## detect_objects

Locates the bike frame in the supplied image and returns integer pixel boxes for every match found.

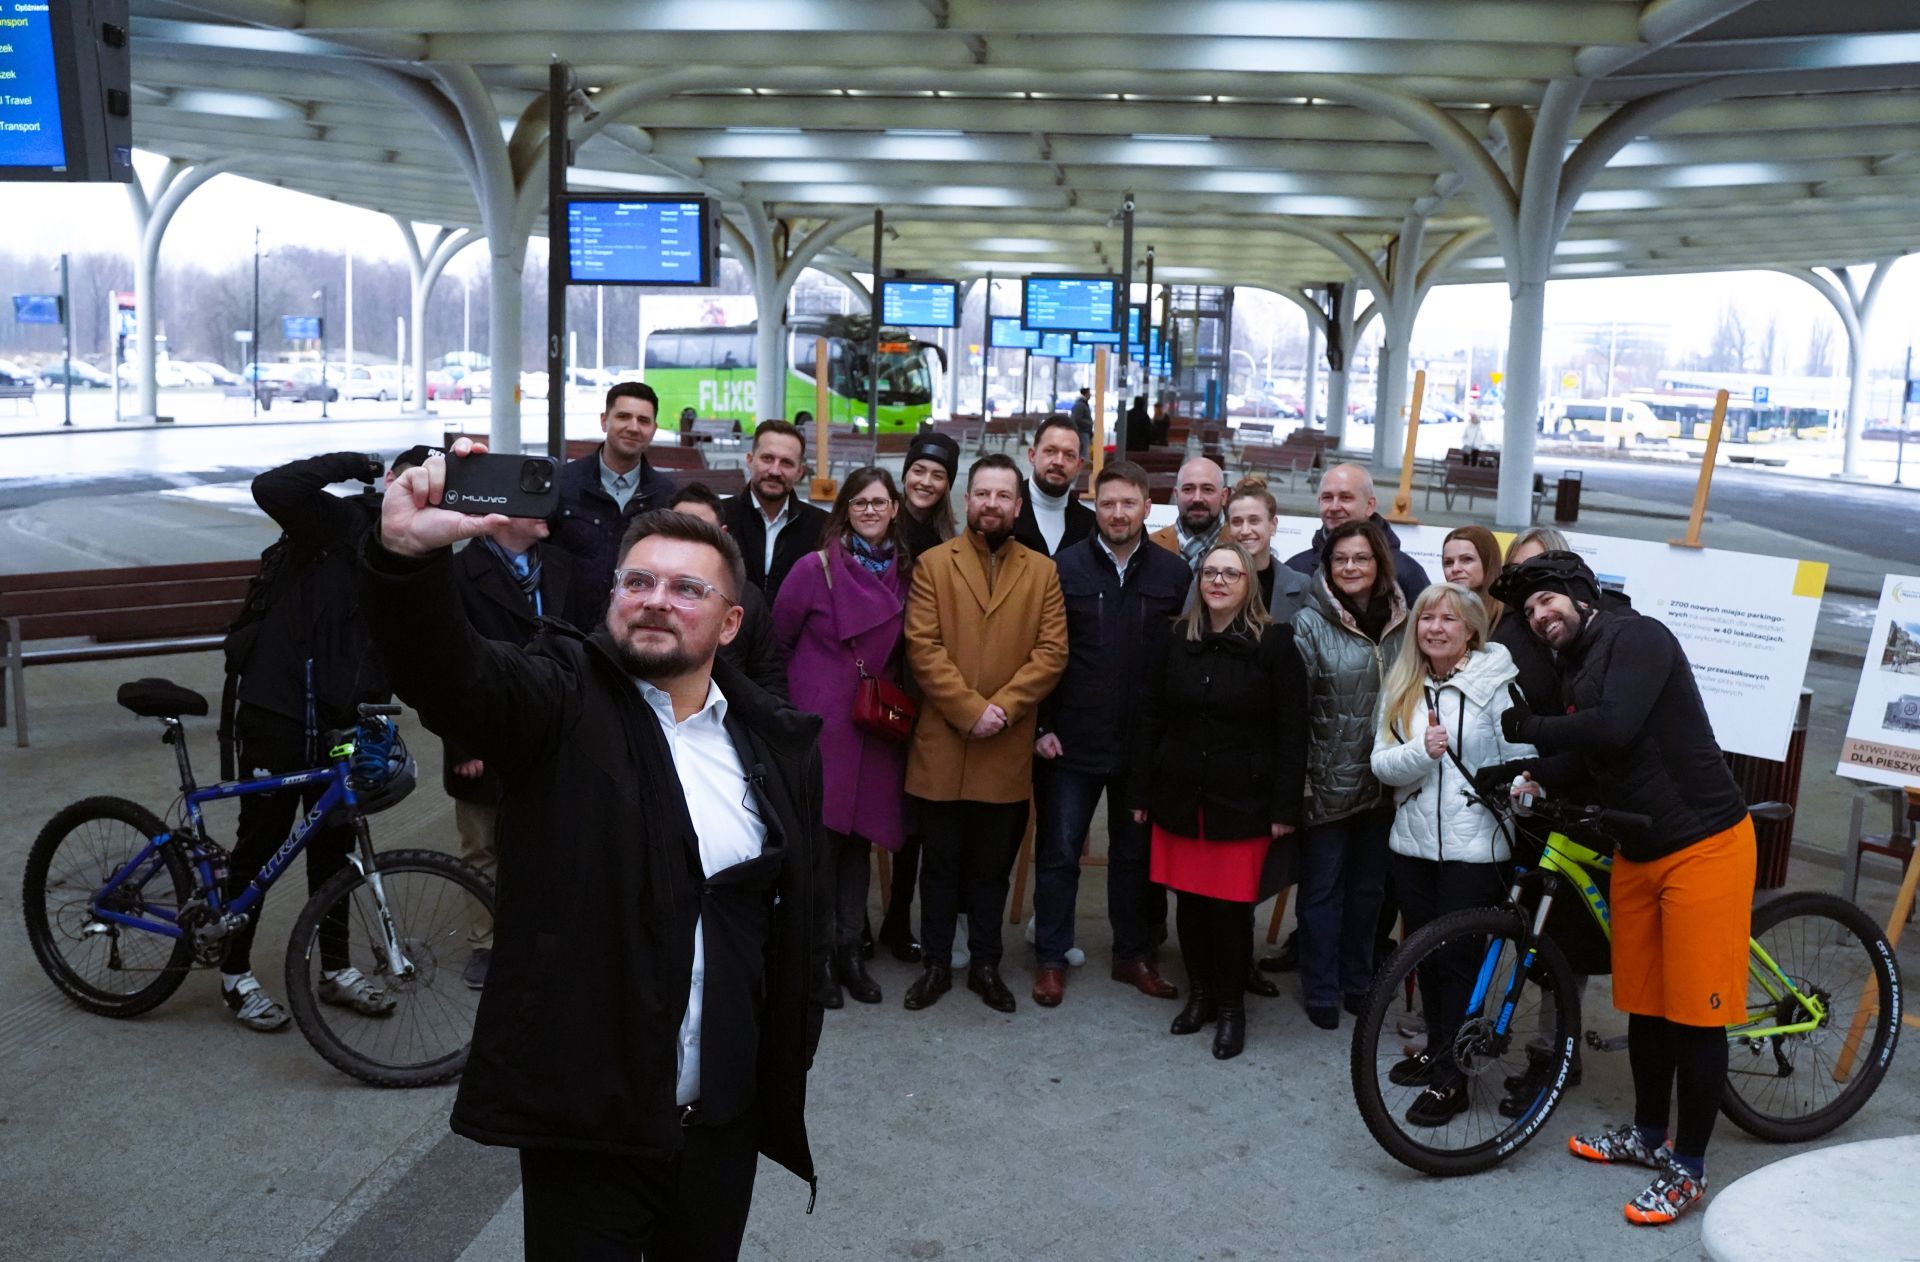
[87,757,363,941]
[1466,824,1828,1044]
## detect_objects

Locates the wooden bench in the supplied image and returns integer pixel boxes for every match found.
[1426,463,1545,519]
[690,419,743,446]
[0,382,38,415]
[660,467,746,497]
[927,418,983,451]
[1129,448,1186,474]
[1,560,256,746]
[1240,442,1320,490]
[826,437,877,477]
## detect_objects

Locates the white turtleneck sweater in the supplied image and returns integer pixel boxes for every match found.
[1028,477,1069,554]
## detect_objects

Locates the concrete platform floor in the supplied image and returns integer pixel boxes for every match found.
[1,649,1915,1262]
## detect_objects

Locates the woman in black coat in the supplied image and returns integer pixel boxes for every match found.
[1130,540,1309,1059]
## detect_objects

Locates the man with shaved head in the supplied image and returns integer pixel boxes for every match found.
[1285,461,1430,608]
[1148,456,1228,569]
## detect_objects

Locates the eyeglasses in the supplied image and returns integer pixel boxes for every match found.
[1331,554,1376,570]
[1200,566,1246,583]
[848,498,893,514]
[613,568,736,609]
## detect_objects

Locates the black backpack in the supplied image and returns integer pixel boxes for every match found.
[216,532,325,778]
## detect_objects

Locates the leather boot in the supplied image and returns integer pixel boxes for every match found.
[967,964,1017,1013]
[1170,986,1217,1035]
[876,914,923,963]
[834,944,882,1005]
[1244,965,1279,998]
[902,961,952,1010]
[1212,1003,1247,1060]
[817,958,843,1010]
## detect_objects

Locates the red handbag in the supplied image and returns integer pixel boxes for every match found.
[854,658,917,743]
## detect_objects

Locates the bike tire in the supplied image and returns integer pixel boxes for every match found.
[284,848,494,1088]
[1352,905,1580,1177]
[1720,890,1902,1143]
[22,796,194,1017]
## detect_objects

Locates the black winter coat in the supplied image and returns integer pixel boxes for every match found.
[722,490,829,600]
[360,541,830,1189]
[1519,605,1747,862]
[551,444,677,603]
[1129,623,1310,840]
[723,582,790,700]
[1039,536,1189,776]
[234,451,391,730]
[442,539,584,805]
[1011,478,1095,558]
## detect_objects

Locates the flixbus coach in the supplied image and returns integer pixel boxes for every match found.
[642,315,945,433]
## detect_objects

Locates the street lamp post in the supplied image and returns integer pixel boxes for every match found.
[313,285,329,419]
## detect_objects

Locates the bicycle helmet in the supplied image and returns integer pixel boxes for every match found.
[1488,549,1599,608]
[348,718,417,814]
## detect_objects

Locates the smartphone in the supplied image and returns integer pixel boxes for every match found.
[441,453,560,518]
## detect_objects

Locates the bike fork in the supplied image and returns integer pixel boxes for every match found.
[346,818,415,979]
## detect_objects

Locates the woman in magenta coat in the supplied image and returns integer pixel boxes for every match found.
[772,466,913,1006]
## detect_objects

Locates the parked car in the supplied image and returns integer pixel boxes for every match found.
[334,363,410,402]
[1548,397,1665,445]
[116,359,199,389]
[0,359,38,393]
[463,370,493,401]
[38,361,111,389]
[186,360,242,387]
[425,368,467,402]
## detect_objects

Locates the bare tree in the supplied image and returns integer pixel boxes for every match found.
[1756,314,1779,375]
[1707,304,1749,372]
[1803,317,1838,377]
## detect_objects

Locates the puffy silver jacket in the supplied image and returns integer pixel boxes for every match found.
[1292,574,1408,826]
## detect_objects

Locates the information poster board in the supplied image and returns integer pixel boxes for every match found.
[1837,575,1920,788]
[1143,507,1824,760]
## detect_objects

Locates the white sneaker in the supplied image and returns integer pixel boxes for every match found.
[222,972,290,1032]
[319,967,396,1017]
[1023,915,1086,966]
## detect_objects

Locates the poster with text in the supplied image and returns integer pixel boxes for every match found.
[1837,574,1920,789]
[1149,506,1824,760]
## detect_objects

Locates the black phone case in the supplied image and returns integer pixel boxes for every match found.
[442,453,561,518]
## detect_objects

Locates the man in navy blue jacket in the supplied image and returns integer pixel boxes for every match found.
[552,381,677,606]
[1029,460,1192,1007]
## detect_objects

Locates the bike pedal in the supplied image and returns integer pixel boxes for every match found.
[1584,1031,1630,1053]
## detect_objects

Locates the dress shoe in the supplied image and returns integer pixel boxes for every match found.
[1305,1004,1340,1030]
[819,979,844,1010]
[833,944,882,1005]
[1244,966,1279,999]
[1257,933,1299,974]
[1405,1082,1470,1128]
[1343,992,1369,1018]
[967,964,1017,1013]
[877,918,923,963]
[1212,1004,1247,1060]
[902,962,952,1010]
[1170,986,1217,1035]
[1032,966,1066,1007]
[1111,959,1179,999]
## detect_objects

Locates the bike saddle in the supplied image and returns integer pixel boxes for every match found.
[1749,800,1793,822]
[116,678,210,719]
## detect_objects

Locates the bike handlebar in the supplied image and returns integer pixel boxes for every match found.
[357,704,403,718]
[1514,793,1650,837]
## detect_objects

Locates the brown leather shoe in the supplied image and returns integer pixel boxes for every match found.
[1032,967,1066,1007]
[1111,959,1179,999]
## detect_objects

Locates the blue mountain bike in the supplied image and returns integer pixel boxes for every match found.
[23,678,494,1087]
[1350,789,1902,1175]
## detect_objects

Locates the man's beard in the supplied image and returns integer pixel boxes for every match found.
[1099,523,1141,550]
[1181,506,1220,535]
[1033,469,1071,498]
[971,521,1013,550]
[614,639,701,680]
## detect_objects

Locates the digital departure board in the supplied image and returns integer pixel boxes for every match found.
[1059,343,1095,365]
[1033,332,1074,358]
[879,279,959,328]
[1126,305,1149,344]
[989,317,1040,350]
[1021,275,1121,334]
[1076,328,1120,346]
[0,0,133,182]
[563,195,718,287]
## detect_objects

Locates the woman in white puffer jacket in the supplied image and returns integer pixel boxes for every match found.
[1368,582,1537,1130]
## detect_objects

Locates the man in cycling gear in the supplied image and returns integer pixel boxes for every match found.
[1489,551,1755,1226]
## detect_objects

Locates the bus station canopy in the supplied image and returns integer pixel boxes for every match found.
[128,1,1920,290]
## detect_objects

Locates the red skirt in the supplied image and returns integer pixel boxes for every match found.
[1150,819,1271,902]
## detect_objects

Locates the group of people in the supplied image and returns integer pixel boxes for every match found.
[221,380,1756,1252]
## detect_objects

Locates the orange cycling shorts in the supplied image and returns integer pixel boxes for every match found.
[1609,815,1756,1028]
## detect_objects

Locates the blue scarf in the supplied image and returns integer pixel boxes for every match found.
[848,534,894,576]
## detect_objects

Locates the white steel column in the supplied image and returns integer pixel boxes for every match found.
[1326,283,1357,445]
[1303,320,1320,429]
[1781,259,1898,480]
[125,157,237,420]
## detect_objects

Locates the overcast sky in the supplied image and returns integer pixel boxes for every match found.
[7,151,1919,372]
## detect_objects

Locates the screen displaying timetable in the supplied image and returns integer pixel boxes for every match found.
[1059,343,1095,365]
[1076,328,1120,346]
[1034,332,1075,358]
[989,317,1041,349]
[0,5,66,169]
[564,196,716,286]
[1021,275,1121,334]
[879,280,959,328]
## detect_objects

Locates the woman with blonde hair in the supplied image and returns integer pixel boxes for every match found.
[1370,581,1536,1126]
[1130,541,1308,1059]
